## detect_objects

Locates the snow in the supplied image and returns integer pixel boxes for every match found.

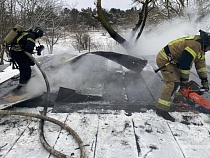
[0,66,19,83]
[1,16,210,158]
[1,108,210,158]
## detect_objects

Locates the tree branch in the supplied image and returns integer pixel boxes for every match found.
[94,0,127,48]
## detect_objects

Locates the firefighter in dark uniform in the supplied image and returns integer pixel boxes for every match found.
[10,27,44,93]
[156,30,210,122]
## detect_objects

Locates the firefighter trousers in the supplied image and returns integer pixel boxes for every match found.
[156,53,180,111]
[10,51,32,84]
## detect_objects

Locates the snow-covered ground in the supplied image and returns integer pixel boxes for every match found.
[1,107,210,158]
[1,17,210,158]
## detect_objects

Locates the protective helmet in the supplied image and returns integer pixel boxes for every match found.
[199,30,210,47]
[33,27,43,38]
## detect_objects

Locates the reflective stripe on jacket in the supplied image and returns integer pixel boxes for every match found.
[11,32,36,53]
[159,35,207,83]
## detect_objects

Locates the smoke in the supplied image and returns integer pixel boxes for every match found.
[25,66,46,96]
[24,11,210,97]
[136,18,197,55]
[25,53,89,96]
[130,16,210,65]
[45,63,86,92]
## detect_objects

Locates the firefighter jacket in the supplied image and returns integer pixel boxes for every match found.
[10,31,36,53]
[159,35,207,85]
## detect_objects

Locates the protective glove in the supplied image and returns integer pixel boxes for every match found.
[179,82,188,96]
[36,45,44,56]
[201,79,209,92]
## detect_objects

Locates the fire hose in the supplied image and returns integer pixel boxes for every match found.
[0,52,86,158]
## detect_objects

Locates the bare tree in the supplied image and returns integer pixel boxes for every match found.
[44,17,64,54]
[94,0,210,52]
[94,0,127,47]
[131,0,154,43]
[43,1,66,54]
[15,0,65,54]
[0,0,6,64]
[94,0,154,51]
[0,0,17,64]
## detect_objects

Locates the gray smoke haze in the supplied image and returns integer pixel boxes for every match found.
[133,17,210,65]
[25,11,210,96]
[25,54,87,95]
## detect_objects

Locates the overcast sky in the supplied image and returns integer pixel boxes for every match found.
[66,0,135,10]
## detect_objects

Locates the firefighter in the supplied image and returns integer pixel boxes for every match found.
[156,30,210,122]
[9,27,44,93]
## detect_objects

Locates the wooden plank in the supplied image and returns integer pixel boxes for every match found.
[0,108,40,157]
[168,115,210,158]
[132,112,185,158]
[94,114,138,158]
[0,116,32,157]
[44,112,69,157]
[2,108,68,158]
[50,113,99,158]
[0,93,43,110]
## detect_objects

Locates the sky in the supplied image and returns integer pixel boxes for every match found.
[66,0,135,10]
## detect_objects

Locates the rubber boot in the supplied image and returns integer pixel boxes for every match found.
[156,108,175,122]
[12,84,25,95]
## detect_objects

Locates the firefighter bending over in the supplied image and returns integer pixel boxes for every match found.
[9,27,44,93]
[156,30,210,122]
